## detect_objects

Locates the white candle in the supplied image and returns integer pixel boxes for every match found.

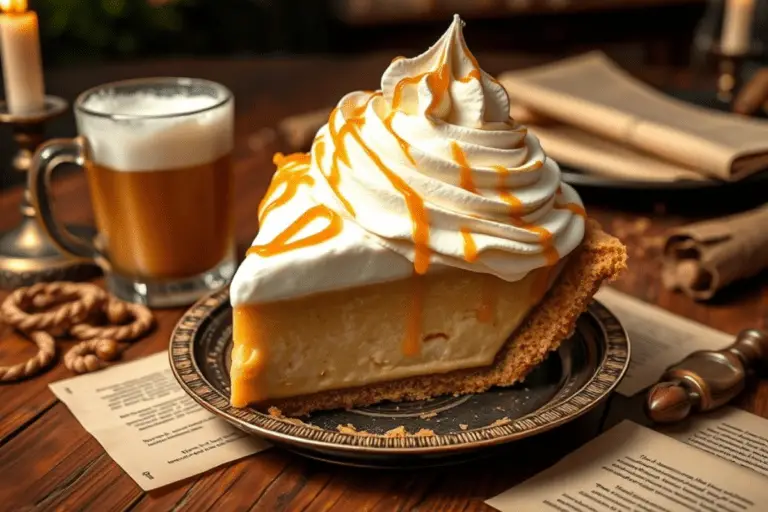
[721,0,755,56]
[0,0,45,114]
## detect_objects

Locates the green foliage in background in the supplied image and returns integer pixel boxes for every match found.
[30,0,306,66]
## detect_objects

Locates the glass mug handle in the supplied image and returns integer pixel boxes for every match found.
[28,137,109,270]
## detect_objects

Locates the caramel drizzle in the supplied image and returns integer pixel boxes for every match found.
[314,138,326,170]
[426,61,450,113]
[392,47,450,117]
[344,117,431,274]
[458,69,481,83]
[384,112,416,166]
[326,109,357,216]
[492,165,523,216]
[403,275,427,357]
[451,142,477,193]
[248,205,342,257]
[258,153,313,223]
[555,203,587,217]
[477,274,498,324]
[460,227,478,262]
[392,72,429,111]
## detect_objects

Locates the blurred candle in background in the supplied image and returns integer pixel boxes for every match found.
[0,0,44,114]
[721,0,755,56]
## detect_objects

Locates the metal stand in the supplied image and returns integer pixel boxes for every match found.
[0,96,100,290]
[715,53,744,105]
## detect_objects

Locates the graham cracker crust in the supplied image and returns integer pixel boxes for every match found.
[267,219,627,417]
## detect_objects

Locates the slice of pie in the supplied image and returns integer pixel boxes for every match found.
[229,15,627,416]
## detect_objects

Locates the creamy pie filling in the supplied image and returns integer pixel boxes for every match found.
[230,266,560,407]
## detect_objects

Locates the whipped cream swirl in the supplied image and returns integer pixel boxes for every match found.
[303,14,585,282]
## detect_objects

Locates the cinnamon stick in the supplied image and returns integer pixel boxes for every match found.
[662,205,768,300]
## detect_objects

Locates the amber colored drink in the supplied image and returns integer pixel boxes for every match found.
[85,155,234,280]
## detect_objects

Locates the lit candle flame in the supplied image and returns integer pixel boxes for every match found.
[0,0,27,14]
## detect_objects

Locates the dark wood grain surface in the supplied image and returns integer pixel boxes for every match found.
[0,54,766,511]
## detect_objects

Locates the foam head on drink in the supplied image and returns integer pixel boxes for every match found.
[78,90,235,280]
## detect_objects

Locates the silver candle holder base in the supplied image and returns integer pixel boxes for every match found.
[715,54,744,105]
[0,96,101,290]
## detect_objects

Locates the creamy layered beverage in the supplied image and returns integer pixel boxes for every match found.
[79,91,234,279]
[29,78,236,307]
[228,16,626,414]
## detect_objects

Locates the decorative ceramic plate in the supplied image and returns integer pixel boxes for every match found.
[170,289,630,468]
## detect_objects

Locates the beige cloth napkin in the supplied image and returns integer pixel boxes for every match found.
[662,205,768,300]
[498,52,768,181]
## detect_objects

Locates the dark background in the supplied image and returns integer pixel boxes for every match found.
[0,0,721,190]
[30,0,706,66]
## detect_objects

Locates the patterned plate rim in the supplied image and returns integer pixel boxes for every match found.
[169,288,630,454]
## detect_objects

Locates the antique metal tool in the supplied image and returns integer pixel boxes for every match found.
[645,328,768,423]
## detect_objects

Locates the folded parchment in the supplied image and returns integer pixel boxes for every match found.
[498,52,768,181]
[530,124,707,182]
[662,204,768,300]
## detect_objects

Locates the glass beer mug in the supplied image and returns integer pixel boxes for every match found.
[29,78,236,307]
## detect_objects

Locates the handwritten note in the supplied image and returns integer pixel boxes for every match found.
[49,352,269,490]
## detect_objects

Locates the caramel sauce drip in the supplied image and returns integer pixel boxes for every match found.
[348,91,381,118]
[384,112,416,166]
[248,205,342,257]
[426,62,450,114]
[392,72,429,111]
[230,305,266,406]
[391,48,449,117]
[403,273,427,357]
[556,203,587,217]
[460,227,478,262]
[258,154,314,224]
[458,69,481,83]
[314,138,326,169]
[477,273,498,324]
[345,118,431,274]
[525,225,553,246]
[451,142,477,193]
[326,109,357,216]
[274,152,310,167]
[492,165,524,216]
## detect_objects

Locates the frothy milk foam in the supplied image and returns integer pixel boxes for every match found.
[78,91,233,172]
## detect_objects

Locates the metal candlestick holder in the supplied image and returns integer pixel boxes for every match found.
[0,96,100,290]
[715,53,744,105]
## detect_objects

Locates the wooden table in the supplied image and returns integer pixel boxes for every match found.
[1,54,766,511]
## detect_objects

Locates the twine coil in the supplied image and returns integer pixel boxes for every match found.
[0,282,154,380]
[70,300,154,342]
[0,331,56,382]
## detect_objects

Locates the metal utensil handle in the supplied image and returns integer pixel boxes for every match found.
[645,328,768,423]
[27,137,108,269]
